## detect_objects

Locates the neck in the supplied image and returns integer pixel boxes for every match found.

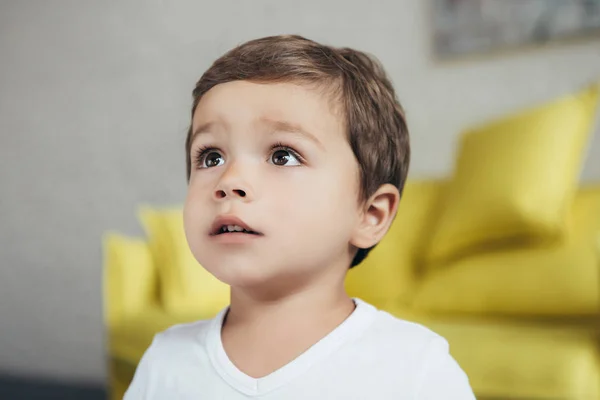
[224,267,355,334]
[219,266,356,378]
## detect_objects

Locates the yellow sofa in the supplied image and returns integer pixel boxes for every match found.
[104,180,600,400]
[104,84,600,399]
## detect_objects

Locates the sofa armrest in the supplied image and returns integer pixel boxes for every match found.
[103,232,158,329]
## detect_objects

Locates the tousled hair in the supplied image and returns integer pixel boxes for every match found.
[185,35,410,268]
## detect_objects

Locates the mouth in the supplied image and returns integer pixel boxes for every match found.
[213,225,261,235]
[210,216,262,236]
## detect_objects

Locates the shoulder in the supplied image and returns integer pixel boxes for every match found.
[152,317,213,352]
[123,316,220,399]
[353,300,475,398]
[349,299,449,367]
[160,318,213,341]
[361,303,445,352]
[140,316,216,368]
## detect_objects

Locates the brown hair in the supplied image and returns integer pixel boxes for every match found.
[185,35,410,268]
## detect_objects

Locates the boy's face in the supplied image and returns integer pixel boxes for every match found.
[184,81,364,291]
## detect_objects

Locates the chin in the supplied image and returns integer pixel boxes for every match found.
[201,257,274,288]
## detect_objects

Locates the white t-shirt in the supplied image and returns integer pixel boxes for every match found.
[124,298,476,399]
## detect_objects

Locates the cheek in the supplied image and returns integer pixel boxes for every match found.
[183,182,211,242]
[321,161,361,231]
[184,187,201,222]
[271,165,359,231]
[185,172,216,208]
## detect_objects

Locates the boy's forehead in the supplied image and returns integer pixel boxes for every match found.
[191,116,326,150]
[192,81,344,141]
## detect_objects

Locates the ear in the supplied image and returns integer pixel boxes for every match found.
[350,184,400,250]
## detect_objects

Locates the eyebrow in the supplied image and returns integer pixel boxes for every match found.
[191,121,221,144]
[190,118,325,150]
[258,117,325,150]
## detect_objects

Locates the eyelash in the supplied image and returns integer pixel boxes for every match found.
[193,142,305,168]
[194,144,216,168]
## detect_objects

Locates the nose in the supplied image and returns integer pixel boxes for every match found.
[214,162,254,202]
[215,188,247,199]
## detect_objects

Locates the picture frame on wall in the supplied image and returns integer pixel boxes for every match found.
[432,0,600,59]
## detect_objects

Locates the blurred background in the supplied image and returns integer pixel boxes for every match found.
[1,0,599,399]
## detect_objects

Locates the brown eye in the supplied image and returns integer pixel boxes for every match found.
[201,151,224,168]
[269,148,301,166]
[272,150,290,165]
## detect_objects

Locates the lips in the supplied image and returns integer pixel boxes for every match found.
[210,216,262,236]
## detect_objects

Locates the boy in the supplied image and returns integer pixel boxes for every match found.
[125,35,475,399]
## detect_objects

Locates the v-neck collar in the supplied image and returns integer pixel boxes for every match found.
[204,298,377,396]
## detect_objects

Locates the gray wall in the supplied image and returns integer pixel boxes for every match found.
[1,0,598,385]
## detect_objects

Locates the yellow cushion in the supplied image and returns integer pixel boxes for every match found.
[413,188,600,316]
[345,179,444,308]
[571,185,600,241]
[425,84,599,264]
[444,323,599,400]
[102,233,157,327]
[138,206,230,316]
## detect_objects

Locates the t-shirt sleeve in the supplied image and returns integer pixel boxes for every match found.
[123,336,159,400]
[415,337,476,400]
